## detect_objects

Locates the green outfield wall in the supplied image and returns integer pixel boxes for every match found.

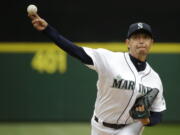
[0,43,180,122]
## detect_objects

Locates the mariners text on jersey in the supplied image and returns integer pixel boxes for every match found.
[112,77,156,95]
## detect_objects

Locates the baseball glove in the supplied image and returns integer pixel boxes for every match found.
[129,88,159,119]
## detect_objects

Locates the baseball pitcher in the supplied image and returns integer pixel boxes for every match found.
[28,11,166,135]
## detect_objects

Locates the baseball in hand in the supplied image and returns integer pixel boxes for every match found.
[27,4,38,15]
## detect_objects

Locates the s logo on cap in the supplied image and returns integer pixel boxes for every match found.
[138,23,143,29]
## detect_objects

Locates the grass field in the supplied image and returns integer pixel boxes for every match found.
[0,122,179,135]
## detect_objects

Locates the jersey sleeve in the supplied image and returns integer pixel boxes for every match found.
[150,80,166,112]
[82,47,107,73]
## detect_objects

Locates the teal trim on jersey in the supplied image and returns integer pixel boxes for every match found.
[0,42,180,53]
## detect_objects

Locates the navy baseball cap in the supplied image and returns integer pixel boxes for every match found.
[127,22,153,38]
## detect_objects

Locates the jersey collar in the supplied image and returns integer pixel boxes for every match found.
[125,52,151,76]
[129,54,146,72]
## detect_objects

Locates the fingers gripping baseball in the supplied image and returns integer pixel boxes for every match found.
[27,4,48,31]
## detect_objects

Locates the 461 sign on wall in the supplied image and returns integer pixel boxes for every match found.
[31,48,67,74]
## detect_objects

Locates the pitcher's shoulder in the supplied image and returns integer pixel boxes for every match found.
[96,48,124,56]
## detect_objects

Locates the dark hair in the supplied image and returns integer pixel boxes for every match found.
[128,30,153,39]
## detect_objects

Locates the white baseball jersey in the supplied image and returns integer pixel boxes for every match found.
[83,47,166,125]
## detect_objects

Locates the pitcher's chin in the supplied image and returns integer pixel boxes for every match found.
[138,49,148,56]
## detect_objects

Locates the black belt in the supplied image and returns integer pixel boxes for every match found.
[94,116,126,129]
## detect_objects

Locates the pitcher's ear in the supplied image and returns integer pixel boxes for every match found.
[125,39,130,50]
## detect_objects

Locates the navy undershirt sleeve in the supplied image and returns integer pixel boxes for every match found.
[42,25,93,65]
[146,111,163,126]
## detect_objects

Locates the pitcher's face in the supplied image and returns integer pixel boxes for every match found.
[126,32,153,57]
